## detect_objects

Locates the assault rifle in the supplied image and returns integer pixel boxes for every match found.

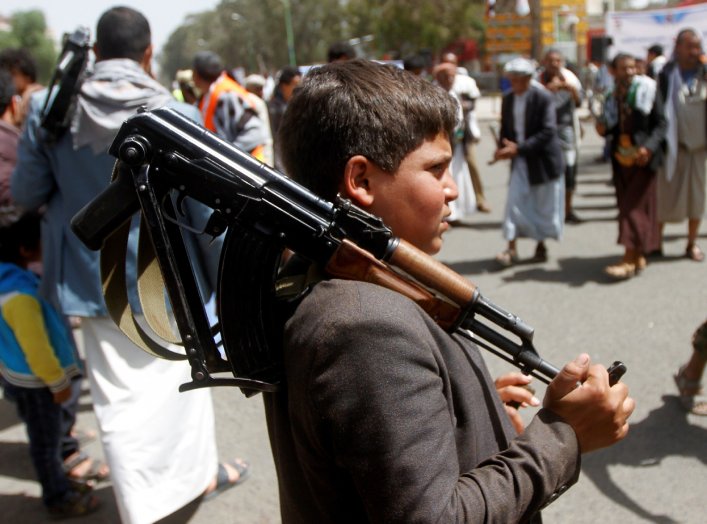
[71,107,625,395]
[40,26,91,141]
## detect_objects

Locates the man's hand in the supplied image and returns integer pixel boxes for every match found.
[595,122,607,137]
[544,354,635,453]
[53,385,72,404]
[494,138,518,161]
[495,372,540,434]
[635,146,652,167]
[545,76,563,92]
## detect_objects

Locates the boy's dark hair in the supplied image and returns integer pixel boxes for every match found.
[647,44,663,56]
[278,59,457,201]
[0,69,15,114]
[0,48,38,83]
[95,6,151,62]
[0,212,41,265]
[192,51,223,83]
[277,65,301,86]
[327,41,356,62]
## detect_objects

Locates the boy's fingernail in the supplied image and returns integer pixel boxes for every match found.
[530,396,540,406]
[574,354,589,366]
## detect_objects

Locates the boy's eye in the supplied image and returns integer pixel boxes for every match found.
[430,163,449,177]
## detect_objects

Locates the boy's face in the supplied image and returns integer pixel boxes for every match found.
[353,132,457,255]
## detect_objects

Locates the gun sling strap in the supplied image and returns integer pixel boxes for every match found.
[99,161,299,392]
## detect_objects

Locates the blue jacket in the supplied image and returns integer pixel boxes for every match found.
[0,262,81,390]
[11,84,221,316]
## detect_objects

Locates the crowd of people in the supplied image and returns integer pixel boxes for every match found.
[0,4,704,522]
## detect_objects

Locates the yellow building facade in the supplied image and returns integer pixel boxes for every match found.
[486,1,588,62]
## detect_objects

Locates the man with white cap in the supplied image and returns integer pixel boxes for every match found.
[494,57,565,266]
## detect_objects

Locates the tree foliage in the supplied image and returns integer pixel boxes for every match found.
[159,0,485,82]
[345,0,485,58]
[159,0,349,83]
[0,10,57,84]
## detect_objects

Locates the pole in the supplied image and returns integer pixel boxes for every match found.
[282,0,296,66]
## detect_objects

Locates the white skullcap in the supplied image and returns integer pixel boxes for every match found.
[245,74,266,89]
[503,57,535,77]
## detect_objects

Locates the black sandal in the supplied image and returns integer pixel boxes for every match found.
[63,452,109,483]
[203,459,251,501]
[531,243,548,262]
[47,489,100,520]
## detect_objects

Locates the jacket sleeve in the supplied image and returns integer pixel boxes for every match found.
[643,85,667,156]
[2,294,70,393]
[11,91,57,210]
[293,283,580,524]
[499,94,513,144]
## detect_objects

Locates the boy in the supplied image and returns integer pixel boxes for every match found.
[264,59,634,523]
[0,212,100,518]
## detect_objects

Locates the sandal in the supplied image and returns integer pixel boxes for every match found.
[685,244,705,262]
[674,366,707,416]
[495,249,518,267]
[531,243,548,263]
[604,262,636,280]
[47,489,100,520]
[63,452,110,483]
[70,428,97,446]
[203,458,250,501]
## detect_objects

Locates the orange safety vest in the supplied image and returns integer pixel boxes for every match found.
[199,73,265,161]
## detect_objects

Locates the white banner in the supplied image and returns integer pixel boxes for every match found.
[606,4,707,60]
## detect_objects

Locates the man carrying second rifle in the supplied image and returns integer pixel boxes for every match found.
[12,7,248,523]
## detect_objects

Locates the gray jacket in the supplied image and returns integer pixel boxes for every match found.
[11,61,221,316]
[264,279,580,523]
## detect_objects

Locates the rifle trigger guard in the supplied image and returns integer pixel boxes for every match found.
[159,194,208,235]
[175,190,188,216]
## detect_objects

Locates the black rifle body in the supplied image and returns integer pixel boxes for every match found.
[72,108,623,394]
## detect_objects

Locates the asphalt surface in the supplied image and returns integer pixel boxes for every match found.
[1,97,706,523]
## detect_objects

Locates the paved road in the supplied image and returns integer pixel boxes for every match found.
[1,100,705,523]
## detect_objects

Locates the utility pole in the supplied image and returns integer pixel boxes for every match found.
[282,0,296,66]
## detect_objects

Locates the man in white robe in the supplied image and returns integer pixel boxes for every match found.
[494,58,565,266]
[657,28,707,262]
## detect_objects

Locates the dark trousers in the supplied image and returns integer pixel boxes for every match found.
[612,162,660,254]
[60,378,81,461]
[3,381,75,507]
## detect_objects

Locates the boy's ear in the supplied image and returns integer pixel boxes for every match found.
[339,155,375,208]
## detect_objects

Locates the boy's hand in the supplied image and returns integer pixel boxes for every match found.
[495,372,540,434]
[53,385,72,404]
[543,354,635,453]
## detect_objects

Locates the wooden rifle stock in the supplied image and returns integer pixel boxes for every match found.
[326,240,559,381]
[326,240,462,331]
[326,240,627,386]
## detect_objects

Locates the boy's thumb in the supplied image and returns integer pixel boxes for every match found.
[545,353,590,403]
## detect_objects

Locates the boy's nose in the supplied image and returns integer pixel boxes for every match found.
[443,170,459,202]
